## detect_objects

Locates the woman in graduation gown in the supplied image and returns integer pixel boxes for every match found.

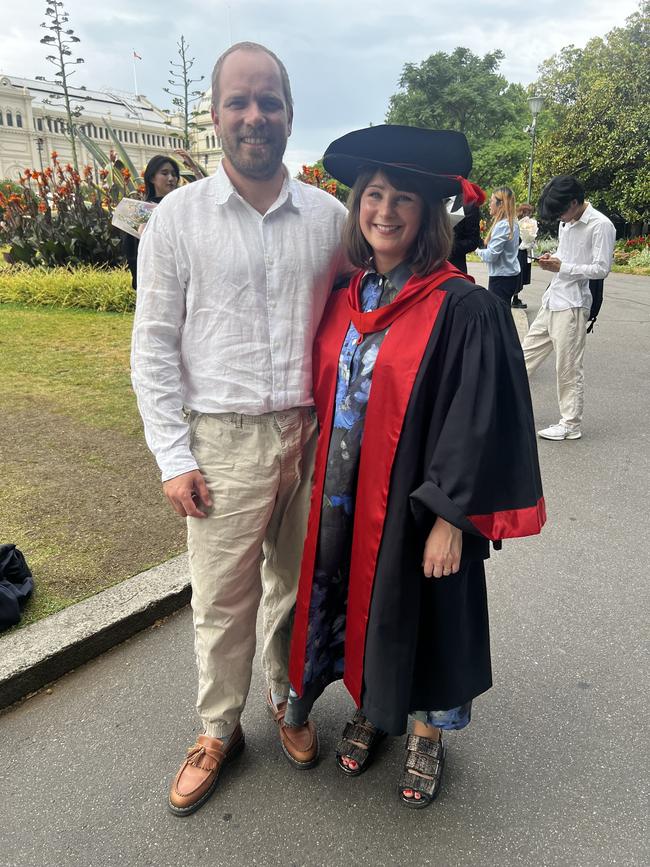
[281,126,545,808]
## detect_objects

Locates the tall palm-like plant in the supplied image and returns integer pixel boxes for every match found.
[37,0,88,171]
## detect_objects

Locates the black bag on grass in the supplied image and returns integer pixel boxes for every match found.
[0,544,34,631]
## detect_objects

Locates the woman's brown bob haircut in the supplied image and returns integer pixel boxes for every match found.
[343,168,453,276]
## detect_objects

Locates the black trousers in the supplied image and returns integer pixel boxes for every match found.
[488,275,519,305]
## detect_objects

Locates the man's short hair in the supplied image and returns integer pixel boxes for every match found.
[211,42,293,115]
[538,175,585,220]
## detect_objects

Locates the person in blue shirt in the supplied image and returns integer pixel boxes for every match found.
[476,186,520,304]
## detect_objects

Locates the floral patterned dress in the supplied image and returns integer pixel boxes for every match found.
[301,264,471,730]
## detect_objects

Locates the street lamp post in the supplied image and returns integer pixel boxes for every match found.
[526,95,544,204]
[36,137,45,173]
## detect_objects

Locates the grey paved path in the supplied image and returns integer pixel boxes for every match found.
[1,269,648,867]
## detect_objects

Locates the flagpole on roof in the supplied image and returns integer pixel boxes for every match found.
[132,50,140,96]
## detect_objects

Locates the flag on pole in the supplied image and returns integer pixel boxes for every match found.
[133,51,142,60]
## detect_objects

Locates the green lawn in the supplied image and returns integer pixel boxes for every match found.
[1,303,186,629]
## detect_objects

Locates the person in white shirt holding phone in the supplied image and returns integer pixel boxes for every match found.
[522,175,615,441]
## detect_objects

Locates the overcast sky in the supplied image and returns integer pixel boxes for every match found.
[2,0,641,174]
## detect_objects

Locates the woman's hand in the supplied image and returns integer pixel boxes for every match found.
[422,517,462,578]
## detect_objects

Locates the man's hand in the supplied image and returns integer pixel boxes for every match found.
[538,254,562,272]
[163,470,212,518]
[422,517,462,578]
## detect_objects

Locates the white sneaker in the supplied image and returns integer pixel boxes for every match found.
[538,423,582,441]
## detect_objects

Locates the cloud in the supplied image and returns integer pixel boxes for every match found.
[1,0,641,167]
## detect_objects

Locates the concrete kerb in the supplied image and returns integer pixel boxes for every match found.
[0,305,529,714]
[0,553,190,711]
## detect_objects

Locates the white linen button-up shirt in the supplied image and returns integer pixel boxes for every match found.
[131,164,348,481]
[542,204,616,311]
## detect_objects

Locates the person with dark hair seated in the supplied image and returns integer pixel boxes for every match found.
[122,154,180,289]
[522,175,616,441]
[283,125,545,809]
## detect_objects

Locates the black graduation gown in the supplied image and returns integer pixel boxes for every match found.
[289,272,545,735]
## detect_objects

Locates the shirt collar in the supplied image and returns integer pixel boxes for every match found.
[212,161,302,213]
[577,203,594,225]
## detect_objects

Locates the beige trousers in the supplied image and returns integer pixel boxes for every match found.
[186,408,317,738]
[522,306,589,431]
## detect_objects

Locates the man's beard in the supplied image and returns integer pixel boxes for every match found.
[222,128,286,181]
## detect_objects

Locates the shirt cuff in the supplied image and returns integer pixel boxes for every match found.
[160,456,201,484]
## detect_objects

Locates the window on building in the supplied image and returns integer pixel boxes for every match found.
[206,135,209,149]
[36,118,43,131]
[0,113,3,126]
[134,132,138,143]
[212,135,216,149]
[6,111,13,126]
[16,113,23,128]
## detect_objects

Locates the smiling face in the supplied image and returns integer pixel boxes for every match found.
[151,162,179,198]
[211,48,292,182]
[359,172,424,274]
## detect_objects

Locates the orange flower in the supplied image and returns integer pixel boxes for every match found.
[121,168,131,181]
[8,194,22,204]
[24,168,32,178]
[83,166,93,179]
[44,167,53,178]
[51,150,58,160]
[38,202,48,213]
[99,168,109,179]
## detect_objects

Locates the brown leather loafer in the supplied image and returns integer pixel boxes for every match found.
[267,691,319,770]
[168,724,245,816]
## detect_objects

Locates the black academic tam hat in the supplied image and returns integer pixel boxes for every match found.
[323,124,485,206]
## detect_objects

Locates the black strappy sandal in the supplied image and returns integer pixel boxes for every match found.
[335,710,386,777]
[398,732,445,808]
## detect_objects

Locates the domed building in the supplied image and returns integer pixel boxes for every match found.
[191,87,223,175]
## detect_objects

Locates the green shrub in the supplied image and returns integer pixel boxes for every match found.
[532,236,557,255]
[0,263,135,312]
[628,247,650,268]
[0,153,130,267]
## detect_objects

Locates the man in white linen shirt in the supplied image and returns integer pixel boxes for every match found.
[131,42,347,816]
[522,175,615,441]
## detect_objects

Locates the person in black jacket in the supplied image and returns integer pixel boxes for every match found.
[122,155,180,289]
[448,193,482,273]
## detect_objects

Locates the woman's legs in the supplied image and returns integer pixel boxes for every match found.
[401,719,442,802]
[283,676,329,727]
[488,274,519,305]
[401,702,472,802]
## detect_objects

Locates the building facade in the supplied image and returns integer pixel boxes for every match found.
[0,74,223,180]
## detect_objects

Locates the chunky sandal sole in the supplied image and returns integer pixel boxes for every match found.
[168,734,245,817]
[398,742,446,809]
[336,731,386,777]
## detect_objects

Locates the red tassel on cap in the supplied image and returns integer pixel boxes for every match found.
[448,176,486,207]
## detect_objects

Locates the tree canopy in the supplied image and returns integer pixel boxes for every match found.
[385,47,530,192]
[533,1,649,224]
